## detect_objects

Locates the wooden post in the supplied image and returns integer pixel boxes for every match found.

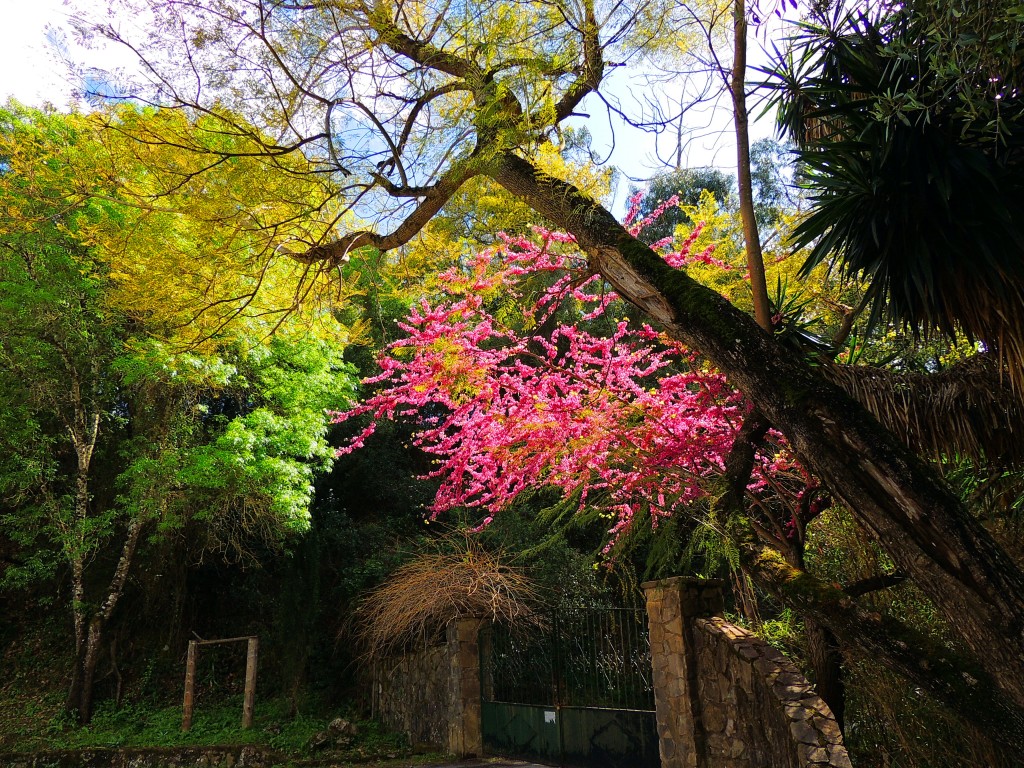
[182,640,198,732]
[242,636,259,728]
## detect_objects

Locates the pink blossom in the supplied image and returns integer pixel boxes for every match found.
[333,218,798,550]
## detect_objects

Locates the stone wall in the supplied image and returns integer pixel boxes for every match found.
[644,577,852,768]
[374,641,450,748]
[695,617,849,767]
[373,618,482,757]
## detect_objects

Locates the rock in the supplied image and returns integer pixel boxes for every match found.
[798,743,829,764]
[309,730,332,751]
[789,718,822,746]
[327,717,358,736]
[237,746,262,767]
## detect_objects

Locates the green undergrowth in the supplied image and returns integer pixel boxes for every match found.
[1,694,441,764]
[0,616,441,763]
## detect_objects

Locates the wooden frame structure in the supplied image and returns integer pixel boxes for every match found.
[181,635,259,731]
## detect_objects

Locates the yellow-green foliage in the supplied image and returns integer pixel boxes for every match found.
[0,102,363,349]
[672,192,859,337]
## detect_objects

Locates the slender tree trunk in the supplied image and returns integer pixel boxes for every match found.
[67,517,143,723]
[64,385,99,721]
[732,8,845,719]
[77,617,104,723]
[731,0,772,332]
[66,547,87,722]
[491,152,1024,714]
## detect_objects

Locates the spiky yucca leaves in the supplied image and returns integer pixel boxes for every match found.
[352,536,539,660]
[769,3,1024,383]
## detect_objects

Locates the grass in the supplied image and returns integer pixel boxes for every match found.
[0,685,445,765]
[0,617,445,764]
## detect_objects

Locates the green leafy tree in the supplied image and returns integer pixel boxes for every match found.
[0,104,358,723]
[633,167,734,244]
[65,0,1024,739]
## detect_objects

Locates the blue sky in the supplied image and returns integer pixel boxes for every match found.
[1,0,76,107]
[0,0,780,207]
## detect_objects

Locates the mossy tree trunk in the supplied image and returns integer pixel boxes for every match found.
[491,151,1024,720]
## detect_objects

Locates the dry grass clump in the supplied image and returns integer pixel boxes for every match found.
[352,537,540,660]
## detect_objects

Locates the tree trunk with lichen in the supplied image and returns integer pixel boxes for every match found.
[490,151,1024,721]
[66,517,143,724]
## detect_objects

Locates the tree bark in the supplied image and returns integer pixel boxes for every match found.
[490,151,1024,712]
[77,616,104,723]
[805,618,845,729]
[66,548,87,719]
[719,414,1021,742]
[67,516,144,723]
[772,500,849,728]
[64,371,100,721]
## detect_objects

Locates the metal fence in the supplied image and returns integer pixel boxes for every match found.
[481,606,655,711]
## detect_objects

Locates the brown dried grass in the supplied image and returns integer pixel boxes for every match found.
[351,536,540,660]
[825,353,1024,468]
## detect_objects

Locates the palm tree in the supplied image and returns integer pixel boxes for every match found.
[768,0,1024,384]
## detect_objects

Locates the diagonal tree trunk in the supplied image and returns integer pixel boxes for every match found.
[718,414,1022,743]
[490,151,1024,714]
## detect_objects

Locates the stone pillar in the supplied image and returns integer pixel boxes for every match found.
[643,577,725,768]
[447,617,484,757]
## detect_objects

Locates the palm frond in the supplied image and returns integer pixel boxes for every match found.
[826,355,1024,468]
[767,3,1024,386]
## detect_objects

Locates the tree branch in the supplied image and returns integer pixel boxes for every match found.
[845,572,908,599]
[288,160,481,265]
[369,11,484,85]
[488,149,1024,711]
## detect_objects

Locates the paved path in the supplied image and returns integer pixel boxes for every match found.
[422,760,552,768]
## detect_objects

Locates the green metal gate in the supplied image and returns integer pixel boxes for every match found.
[479,607,659,768]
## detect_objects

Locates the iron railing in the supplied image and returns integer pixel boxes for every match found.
[480,606,655,711]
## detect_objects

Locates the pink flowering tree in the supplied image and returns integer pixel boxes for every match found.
[333,200,812,553]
